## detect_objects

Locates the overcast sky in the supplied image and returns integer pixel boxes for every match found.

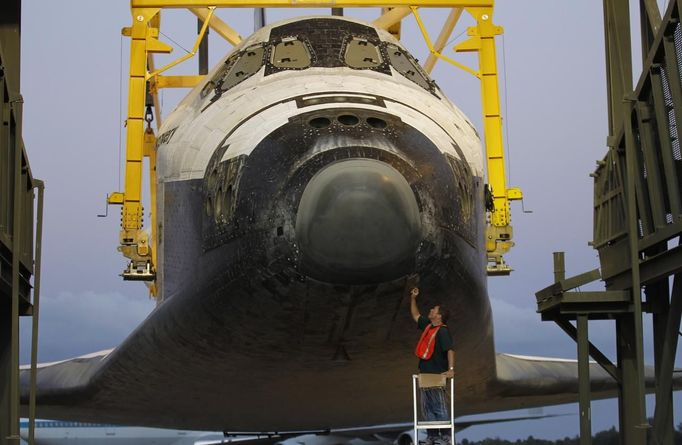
[17,0,681,442]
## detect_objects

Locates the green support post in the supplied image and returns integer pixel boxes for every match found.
[577,315,592,445]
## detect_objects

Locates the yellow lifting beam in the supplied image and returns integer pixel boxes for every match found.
[112,0,520,294]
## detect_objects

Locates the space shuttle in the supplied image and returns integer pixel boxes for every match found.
[20,15,681,432]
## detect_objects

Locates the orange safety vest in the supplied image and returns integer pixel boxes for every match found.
[414,323,446,360]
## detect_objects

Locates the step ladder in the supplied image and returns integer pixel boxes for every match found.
[412,374,455,444]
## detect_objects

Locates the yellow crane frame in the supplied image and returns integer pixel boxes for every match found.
[112,0,522,295]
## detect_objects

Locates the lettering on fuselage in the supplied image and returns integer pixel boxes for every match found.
[157,127,178,147]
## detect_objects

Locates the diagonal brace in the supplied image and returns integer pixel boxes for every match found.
[554,318,622,383]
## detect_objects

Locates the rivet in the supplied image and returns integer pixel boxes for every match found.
[137,15,144,22]
[481,14,489,20]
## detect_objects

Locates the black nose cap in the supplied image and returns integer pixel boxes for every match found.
[295,159,421,284]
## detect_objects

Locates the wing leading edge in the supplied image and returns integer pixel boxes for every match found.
[474,353,682,414]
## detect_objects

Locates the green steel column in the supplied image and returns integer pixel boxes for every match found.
[1,3,24,444]
[639,0,661,59]
[8,96,22,445]
[647,278,673,445]
[622,98,649,443]
[616,314,648,445]
[28,180,44,445]
[603,0,633,136]
[0,57,9,445]
[651,274,682,445]
[0,309,10,445]
[553,252,565,282]
[603,1,647,442]
[577,315,592,445]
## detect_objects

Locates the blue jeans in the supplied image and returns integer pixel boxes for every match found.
[420,387,450,438]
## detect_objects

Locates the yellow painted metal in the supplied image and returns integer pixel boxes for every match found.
[423,8,463,74]
[147,54,163,126]
[133,0,493,7]
[373,7,411,31]
[411,7,478,78]
[147,7,214,79]
[108,7,163,284]
[189,7,243,45]
[380,8,403,39]
[454,6,522,274]
[108,192,125,205]
[155,74,206,88]
[144,128,158,297]
[147,15,164,127]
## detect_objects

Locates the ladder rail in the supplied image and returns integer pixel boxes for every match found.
[412,374,455,444]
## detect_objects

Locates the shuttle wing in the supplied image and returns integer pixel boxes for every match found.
[19,350,110,400]
[483,353,682,414]
[20,350,682,426]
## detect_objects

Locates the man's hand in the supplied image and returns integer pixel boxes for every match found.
[442,369,455,379]
[409,287,420,322]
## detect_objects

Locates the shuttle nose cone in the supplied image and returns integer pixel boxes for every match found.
[295,159,421,283]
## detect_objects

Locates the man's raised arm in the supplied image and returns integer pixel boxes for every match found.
[409,287,420,322]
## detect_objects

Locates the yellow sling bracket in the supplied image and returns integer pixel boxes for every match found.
[423,8,463,74]
[152,75,206,90]
[410,7,479,78]
[147,6,215,79]
[189,7,243,45]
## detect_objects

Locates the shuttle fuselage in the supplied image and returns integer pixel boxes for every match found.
[141,16,494,430]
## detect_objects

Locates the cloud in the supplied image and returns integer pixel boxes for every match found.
[20,290,155,364]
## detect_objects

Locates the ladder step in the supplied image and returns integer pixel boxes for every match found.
[416,426,454,430]
[416,422,453,428]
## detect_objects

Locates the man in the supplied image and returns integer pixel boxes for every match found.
[409,286,454,445]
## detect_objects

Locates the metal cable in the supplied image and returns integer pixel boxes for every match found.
[160,31,191,54]
[444,29,468,50]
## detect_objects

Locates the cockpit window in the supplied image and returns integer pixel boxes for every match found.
[200,19,438,110]
[386,44,432,91]
[200,44,265,105]
[220,44,265,91]
[271,38,312,69]
[344,37,382,69]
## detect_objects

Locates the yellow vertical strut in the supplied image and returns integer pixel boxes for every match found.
[413,5,522,274]
[109,8,171,287]
[457,7,523,275]
[111,7,212,291]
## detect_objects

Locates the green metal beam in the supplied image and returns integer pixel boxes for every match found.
[577,315,592,445]
[8,86,21,445]
[535,269,602,302]
[27,179,44,445]
[651,274,682,445]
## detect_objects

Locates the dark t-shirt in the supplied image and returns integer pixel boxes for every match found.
[417,315,453,373]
